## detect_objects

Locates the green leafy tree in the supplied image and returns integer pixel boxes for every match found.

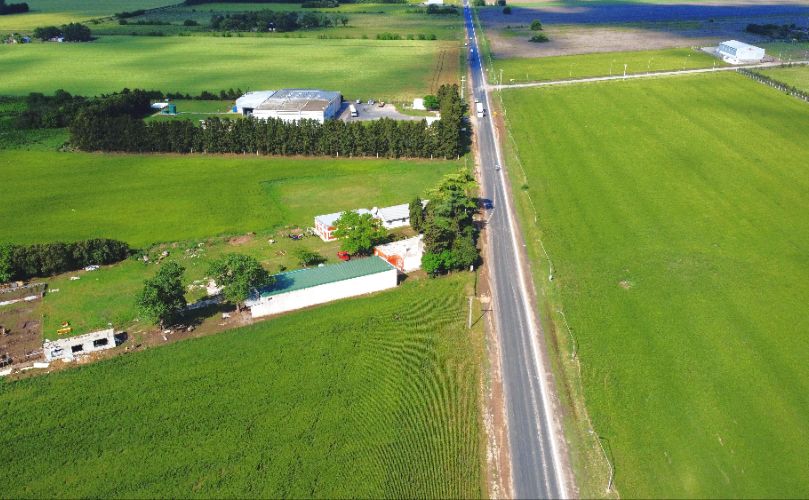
[530,19,543,31]
[529,33,548,43]
[333,210,386,255]
[32,25,61,41]
[294,249,325,268]
[136,262,187,328]
[423,94,439,110]
[207,254,273,311]
[0,244,13,283]
[61,23,91,41]
[409,197,425,232]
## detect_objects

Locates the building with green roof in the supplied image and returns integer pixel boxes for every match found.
[245,256,397,318]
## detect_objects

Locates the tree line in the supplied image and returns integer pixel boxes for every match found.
[0,239,130,283]
[0,0,28,15]
[68,84,467,159]
[210,10,346,32]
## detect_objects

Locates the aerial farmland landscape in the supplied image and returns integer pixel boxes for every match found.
[1,0,808,498]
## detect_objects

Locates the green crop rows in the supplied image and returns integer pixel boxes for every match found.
[0,274,484,498]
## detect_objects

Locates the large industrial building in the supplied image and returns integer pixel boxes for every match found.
[717,40,765,64]
[234,89,342,123]
[245,257,397,318]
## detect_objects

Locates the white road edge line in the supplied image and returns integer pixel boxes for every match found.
[470,6,570,498]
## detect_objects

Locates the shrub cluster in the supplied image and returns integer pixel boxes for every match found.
[0,0,27,15]
[32,23,92,41]
[529,33,548,42]
[745,23,808,40]
[115,9,146,19]
[68,84,467,159]
[14,90,87,129]
[0,239,131,283]
[426,5,458,15]
[301,0,339,8]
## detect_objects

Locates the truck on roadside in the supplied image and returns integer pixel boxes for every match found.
[349,104,358,117]
[475,100,484,118]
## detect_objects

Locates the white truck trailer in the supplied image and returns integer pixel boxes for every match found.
[475,100,485,118]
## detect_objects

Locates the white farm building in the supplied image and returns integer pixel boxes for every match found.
[245,257,397,318]
[717,40,765,64]
[374,235,425,273]
[234,89,342,123]
[43,328,116,362]
[314,201,427,242]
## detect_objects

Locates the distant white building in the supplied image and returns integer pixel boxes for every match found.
[374,235,424,273]
[245,257,397,318]
[43,328,116,361]
[235,89,342,123]
[717,40,765,64]
[425,0,444,5]
[371,204,412,229]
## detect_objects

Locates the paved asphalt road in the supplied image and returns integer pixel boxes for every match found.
[463,3,569,498]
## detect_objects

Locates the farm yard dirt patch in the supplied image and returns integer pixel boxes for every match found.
[0,301,43,366]
[478,1,809,58]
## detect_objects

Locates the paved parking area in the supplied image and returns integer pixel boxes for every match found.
[336,102,439,123]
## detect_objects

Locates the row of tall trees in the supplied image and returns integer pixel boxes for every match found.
[69,84,467,159]
[0,0,28,15]
[0,239,130,283]
[210,10,345,32]
[411,171,480,275]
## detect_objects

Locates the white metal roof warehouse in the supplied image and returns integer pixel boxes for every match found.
[235,89,342,123]
[717,40,765,64]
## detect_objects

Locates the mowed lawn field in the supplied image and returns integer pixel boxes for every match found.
[0,151,459,247]
[0,36,458,100]
[759,65,809,93]
[501,73,809,497]
[492,48,721,83]
[0,274,484,498]
[0,0,174,30]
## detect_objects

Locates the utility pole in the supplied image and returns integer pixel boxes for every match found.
[461,75,466,99]
[467,296,473,329]
[623,63,627,79]
[499,68,503,86]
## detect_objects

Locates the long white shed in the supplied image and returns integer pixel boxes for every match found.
[245,257,397,318]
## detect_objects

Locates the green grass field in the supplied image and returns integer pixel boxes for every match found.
[0,0,174,31]
[759,65,809,93]
[91,2,463,40]
[500,73,809,497]
[492,48,722,83]
[0,151,459,247]
[0,274,484,498]
[0,36,458,100]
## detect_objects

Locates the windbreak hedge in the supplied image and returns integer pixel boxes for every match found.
[0,239,130,282]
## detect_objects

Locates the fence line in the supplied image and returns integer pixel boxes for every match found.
[736,66,809,104]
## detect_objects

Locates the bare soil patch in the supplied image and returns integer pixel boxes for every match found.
[479,3,809,58]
